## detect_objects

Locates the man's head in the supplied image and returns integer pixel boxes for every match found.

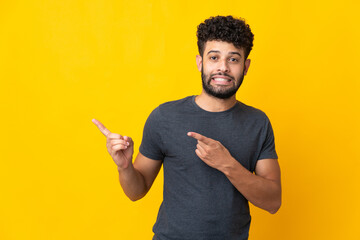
[196,16,254,99]
[196,15,254,59]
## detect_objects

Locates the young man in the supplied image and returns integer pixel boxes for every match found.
[93,15,281,240]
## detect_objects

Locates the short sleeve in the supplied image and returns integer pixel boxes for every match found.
[139,107,165,161]
[257,117,278,160]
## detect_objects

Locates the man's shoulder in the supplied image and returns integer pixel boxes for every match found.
[237,101,270,121]
[148,96,194,120]
[159,96,193,109]
[157,96,194,114]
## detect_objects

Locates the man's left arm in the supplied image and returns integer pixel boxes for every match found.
[188,132,281,214]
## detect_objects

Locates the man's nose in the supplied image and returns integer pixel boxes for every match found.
[217,59,230,72]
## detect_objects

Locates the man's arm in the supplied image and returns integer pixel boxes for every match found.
[222,158,281,214]
[119,152,162,201]
[92,119,162,201]
[188,132,281,214]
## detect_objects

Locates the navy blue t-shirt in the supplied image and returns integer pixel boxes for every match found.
[139,96,278,240]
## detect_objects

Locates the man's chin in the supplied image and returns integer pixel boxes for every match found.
[204,88,237,99]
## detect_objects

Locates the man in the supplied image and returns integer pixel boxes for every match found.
[93,15,281,240]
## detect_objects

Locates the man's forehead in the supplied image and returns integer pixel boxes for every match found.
[204,40,244,55]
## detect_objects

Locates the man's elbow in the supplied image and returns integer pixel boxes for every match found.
[268,200,281,214]
[129,196,141,202]
[125,189,148,202]
[268,207,280,214]
[127,193,146,202]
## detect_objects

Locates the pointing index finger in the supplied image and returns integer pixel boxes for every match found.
[92,118,111,137]
[187,132,212,144]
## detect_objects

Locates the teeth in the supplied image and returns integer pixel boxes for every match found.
[213,78,230,82]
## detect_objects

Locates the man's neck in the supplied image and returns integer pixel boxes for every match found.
[195,91,237,112]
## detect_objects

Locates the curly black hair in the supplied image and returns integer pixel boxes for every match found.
[197,15,254,59]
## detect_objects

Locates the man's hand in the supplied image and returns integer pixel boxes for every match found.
[187,132,234,171]
[92,119,134,169]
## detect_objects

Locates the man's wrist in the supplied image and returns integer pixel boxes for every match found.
[117,161,133,173]
[220,156,240,176]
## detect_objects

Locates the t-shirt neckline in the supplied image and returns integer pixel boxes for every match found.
[190,95,240,115]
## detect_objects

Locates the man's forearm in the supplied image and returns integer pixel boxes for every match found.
[118,164,148,201]
[221,159,281,214]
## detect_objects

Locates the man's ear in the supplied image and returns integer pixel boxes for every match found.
[244,58,251,75]
[196,55,202,72]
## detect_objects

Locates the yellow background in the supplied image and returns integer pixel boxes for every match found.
[1,0,359,239]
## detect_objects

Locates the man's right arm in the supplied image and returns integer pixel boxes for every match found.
[92,119,162,201]
[118,152,162,201]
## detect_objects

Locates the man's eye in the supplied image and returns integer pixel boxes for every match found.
[210,56,217,60]
[229,58,238,62]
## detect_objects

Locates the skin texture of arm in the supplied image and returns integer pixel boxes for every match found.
[223,158,281,214]
[188,131,281,214]
[119,152,162,201]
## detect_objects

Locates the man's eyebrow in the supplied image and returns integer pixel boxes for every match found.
[206,50,220,55]
[206,50,242,57]
[229,51,242,57]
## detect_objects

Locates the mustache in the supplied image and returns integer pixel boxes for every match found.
[209,72,235,80]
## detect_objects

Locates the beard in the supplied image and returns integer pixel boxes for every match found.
[201,65,245,99]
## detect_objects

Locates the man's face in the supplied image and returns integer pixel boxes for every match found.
[196,41,251,99]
